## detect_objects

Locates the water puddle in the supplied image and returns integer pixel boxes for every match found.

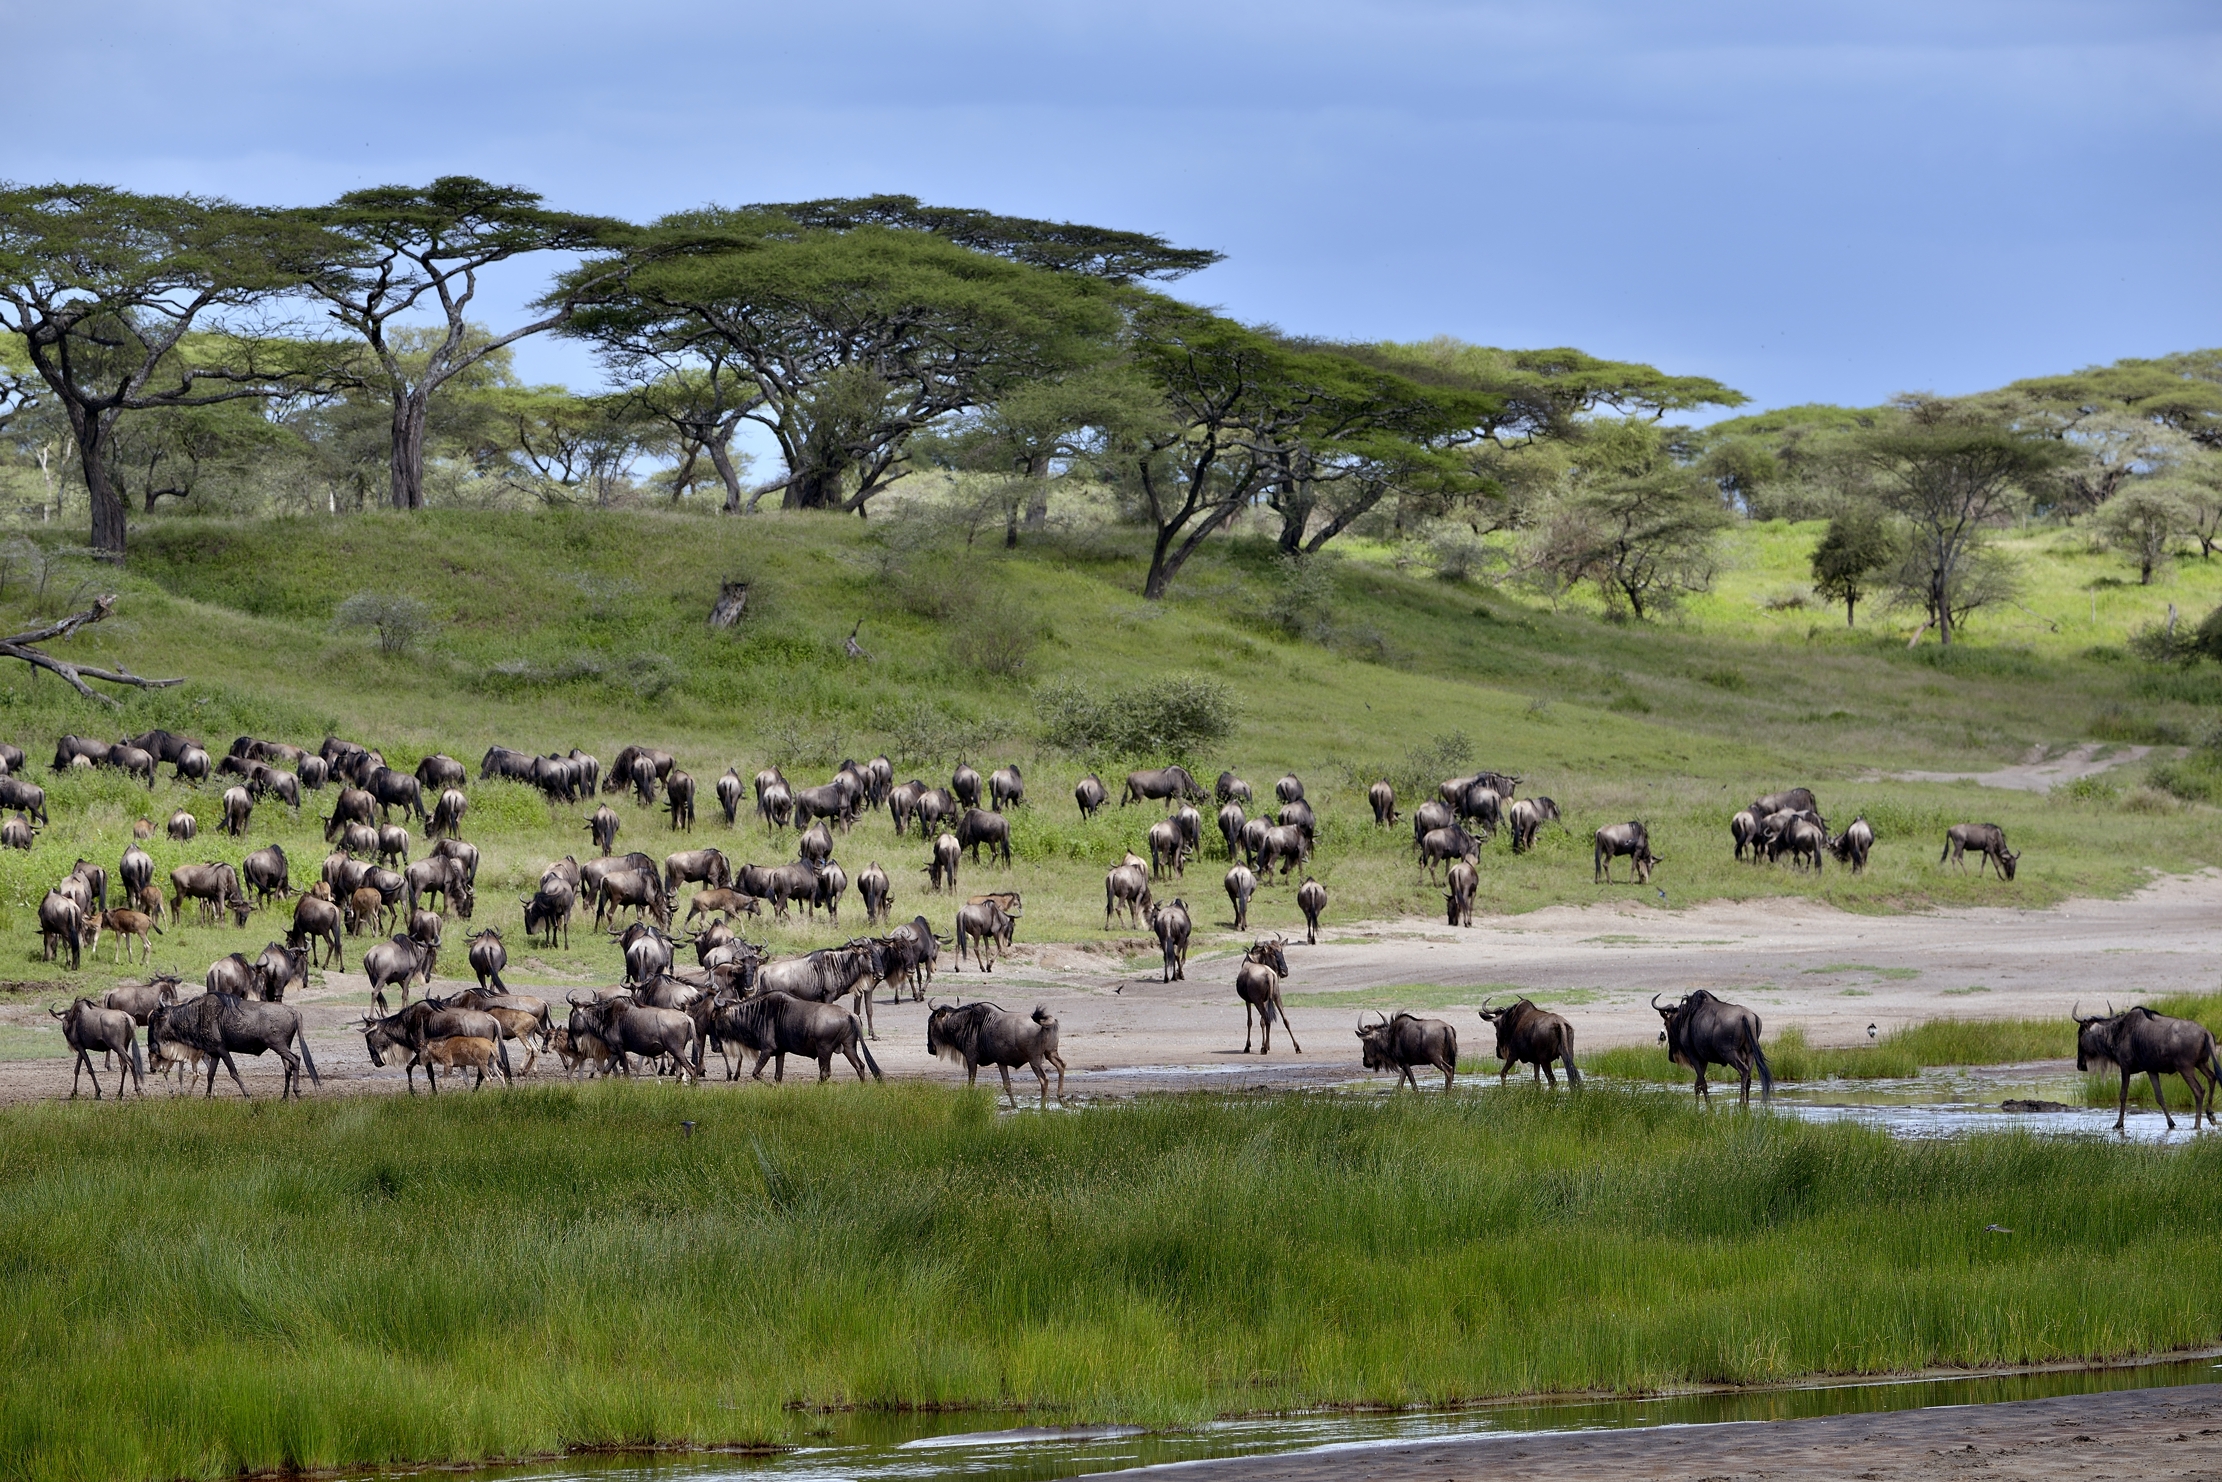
[460,1354,2221,1482]
[1759,1063,2212,1143]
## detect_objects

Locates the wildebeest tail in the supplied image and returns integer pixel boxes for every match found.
[296,1025,321,1087]
[1559,1022,1581,1086]
[130,1029,146,1083]
[494,1029,513,1080]
[1749,1030,1773,1101]
[856,1020,883,1081]
[1262,998,1278,1024]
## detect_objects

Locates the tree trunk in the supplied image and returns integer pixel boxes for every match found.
[784,461,844,510]
[706,439,745,514]
[72,411,127,560]
[389,393,428,510]
[1022,459,1051,530]
[1845,592,1856,626]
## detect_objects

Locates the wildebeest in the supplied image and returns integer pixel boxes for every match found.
[93,908,163,965]
[926,1000,1064,1108]
[1418,826,1479,880]
[1257,823,1309,879]
[797,819,834,865]
[322,787,375,841]
[204,949,264,1002]
[886,914,943,1000]
[1215,771,1252,805]
[2074,1003,2222,1130]
[1653,990,1771,1106]
[1508,796,1560,854]
[1357,1011,1457,1091]
[714,767,745,826]
[1275,774,1304,804]
[1149,897,1192,981]
[594,868,671,929]
[1753,788,1819,818]
[360,1000,513,1092]
[289,893,345,969]
[118,841,153,896]
[522,876,576,948]
[55,735,110,770]
[414,753,465,791]
[108,742,157,789]
[1147,819,1186,880]
[1217,801,1246,859]
[175,747,212,786]
[1122,765,1205,809]
[348,886,393,937]
[363,766,428,824]
[665,770,696,831]
[1368,780,1397,826]
[51,997,143,1098]
[1239,815,1270,869]
[171,863,251,927]
[1074,773,1108,818]
[131,728,201,768]
[1106,860,1152,927]
[0,777,46,824]
[915,786,958,832]
[587,803,620,855]
[948,761,983,811]
[404,854,473,917]
[241,845,291,906]
[1445,855,1478,927]
[1770,815,1827,872]
[363,933,438,1012]
[1477,997,1581,1087]
[150,991,320,1099]
[927,831,961,894]
[663,846,730,896]
[1941,823,2017,880]
[0,813,34,850]
[375,823,410,867]
[1234,937,1298,1054]
[1457,782,1504,834]
[1174,803,1205,857]
[790,781,850,830]
[567,993,697,1083]
[1223,863,1256,931]
[1593,822,1662,884]
[990,764,1025,812]
[1296,876,1327,944]
[219,786,254,837]
[955,892,1021,972]
[101,975,180,1027]
[1411,798,1455,847]
[428,787,469,839]
[955,807,1012,867]
[1729,807,1760,862]
[1829,816,1874,872]
[858,861,892,925]
[715,990,882,1083]
[255,942,309,1002]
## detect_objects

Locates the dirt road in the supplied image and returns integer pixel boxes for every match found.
[7,870,2220,1101]
[1087,1383,2222,1482]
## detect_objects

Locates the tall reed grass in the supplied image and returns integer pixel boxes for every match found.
[3,1085,2221,1482]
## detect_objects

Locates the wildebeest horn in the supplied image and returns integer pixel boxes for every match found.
[46,1001,65,1019]
[1651,993,1664,1012]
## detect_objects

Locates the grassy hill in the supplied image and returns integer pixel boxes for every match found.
[0,498,2214,997]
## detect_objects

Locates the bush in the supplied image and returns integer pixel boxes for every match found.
[1264,553,1336,640]
[333,592,434,655]
[1423,523,1492,583]
[947,594,1039,678]
[1034,673,1235,761]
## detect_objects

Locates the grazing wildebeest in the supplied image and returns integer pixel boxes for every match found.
[1729,807,1760,862]
[858,861,892,925]
[375,823,410,867]
[990,764,1024,811]
[415,753,465,791]
[0,813,34,850]
[586,803,620,856]
[404,854,473,917]
[1239,816,1270,869]
[594,868,672,930]
[950,762,983,811]
[0,777,46,824]
[1147,819,1186,880]
[1771,815,1827,872]
[151,991,320,1099]
[1275,774,1304,804]
[523,878,575,949]
[1418,825,1480,880]
[926,1000,1065,1108]
[108,742,156,789]
[1411,798,1455,848]
[322,787,375,841]
[1074,773,1108,819]
[171,863,251,927]
[790,782,850,830]
[363,933,439,1012]
[1358,1011,1457,1091]
[1508,796,1561,854]
[955,807,1012,867]
[255,942,309,1002]
[131,729,201,768]
[1477,997,1581,1087]
[1223,864,1256,931]
[51,997,143,1098]
[1593,822,1662,884]
[1234,937,1298,1054]
[665,770,696,832]
[663,846,730,895]
[927,832,961,894]
[1216,801,1246,859]
[1257,823,1309,879]
[289,893,345,969]
[429,788,468,839]
[1106,860,1152,927]
[1942,823,2018,880]
[1457,782,1505,835]
[1296,876,1327,944]
[916,786,958,832]
[242,845,291,906]
[2074,1003,2222,1131]
[218,786,253,837]
[205,953,262,1001]
[797,819,835,865]
[1122,765,1205,809]
[719,991,882,1083]
[1445,855,1478,927]
[338,821,378,858]
[55,735,110,770]
[1653,990,1771,1106]
[758,779,793,831]
[1368,780,1398,826]
[1753,788,1819,818]
[1149,897,1191,981]
[685,887,760,925]
[364,767,428,824]
[1215,771,1252,805]
[1174,803,1205,856]
[171,746,212,786]
[606,745,674,796]
[1829,816,1874,872]
[955,892,1021,972]
[715,767,745,827]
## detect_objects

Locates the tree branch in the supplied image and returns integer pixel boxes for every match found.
[0,595,184,706]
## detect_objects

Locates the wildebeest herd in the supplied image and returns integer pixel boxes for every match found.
[23,730,2197,1124]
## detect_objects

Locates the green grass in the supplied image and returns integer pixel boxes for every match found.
[8,1084,2222,1482]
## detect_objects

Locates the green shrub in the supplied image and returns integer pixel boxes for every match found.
[1034,673,1234,760]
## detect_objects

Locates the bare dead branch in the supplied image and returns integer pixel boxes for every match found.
[0,595,184,706]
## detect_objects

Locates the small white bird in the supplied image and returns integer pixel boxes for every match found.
[1868,1023,1879,1040]
[1985,1224,2012,1234]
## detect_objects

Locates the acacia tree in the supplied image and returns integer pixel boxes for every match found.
[1532,420,1731,619]
[303,177,639,510]
[615,355,761,511]
[1808,505,1897,624]
[2097,483,2190,585]
[0,185,339,556]
[1847,397,2067,644]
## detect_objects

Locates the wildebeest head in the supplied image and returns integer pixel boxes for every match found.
[1355,1011,1395,1071]
[1246,936,1289,977]
[2072,1002,2119,1072]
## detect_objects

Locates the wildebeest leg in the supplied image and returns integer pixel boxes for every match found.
[71,1047,93,1099]
[273,1047,301,1099]
[1542,1063,1558,1087]
[1693,1066,1709,1102]
[1275,991,1302,1053]
[215,1049,250,1100]
[2149,1069,2176,1130]
[997,1062,1019,1110]
[1498,1060,1512,1087]
[1438,1056,1455,1093]
[2116,1068,2133,1130]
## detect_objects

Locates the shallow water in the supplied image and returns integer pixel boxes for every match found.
[466,1355,2222,1482]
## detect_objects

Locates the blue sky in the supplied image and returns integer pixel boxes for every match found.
[16,0,2218,417]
